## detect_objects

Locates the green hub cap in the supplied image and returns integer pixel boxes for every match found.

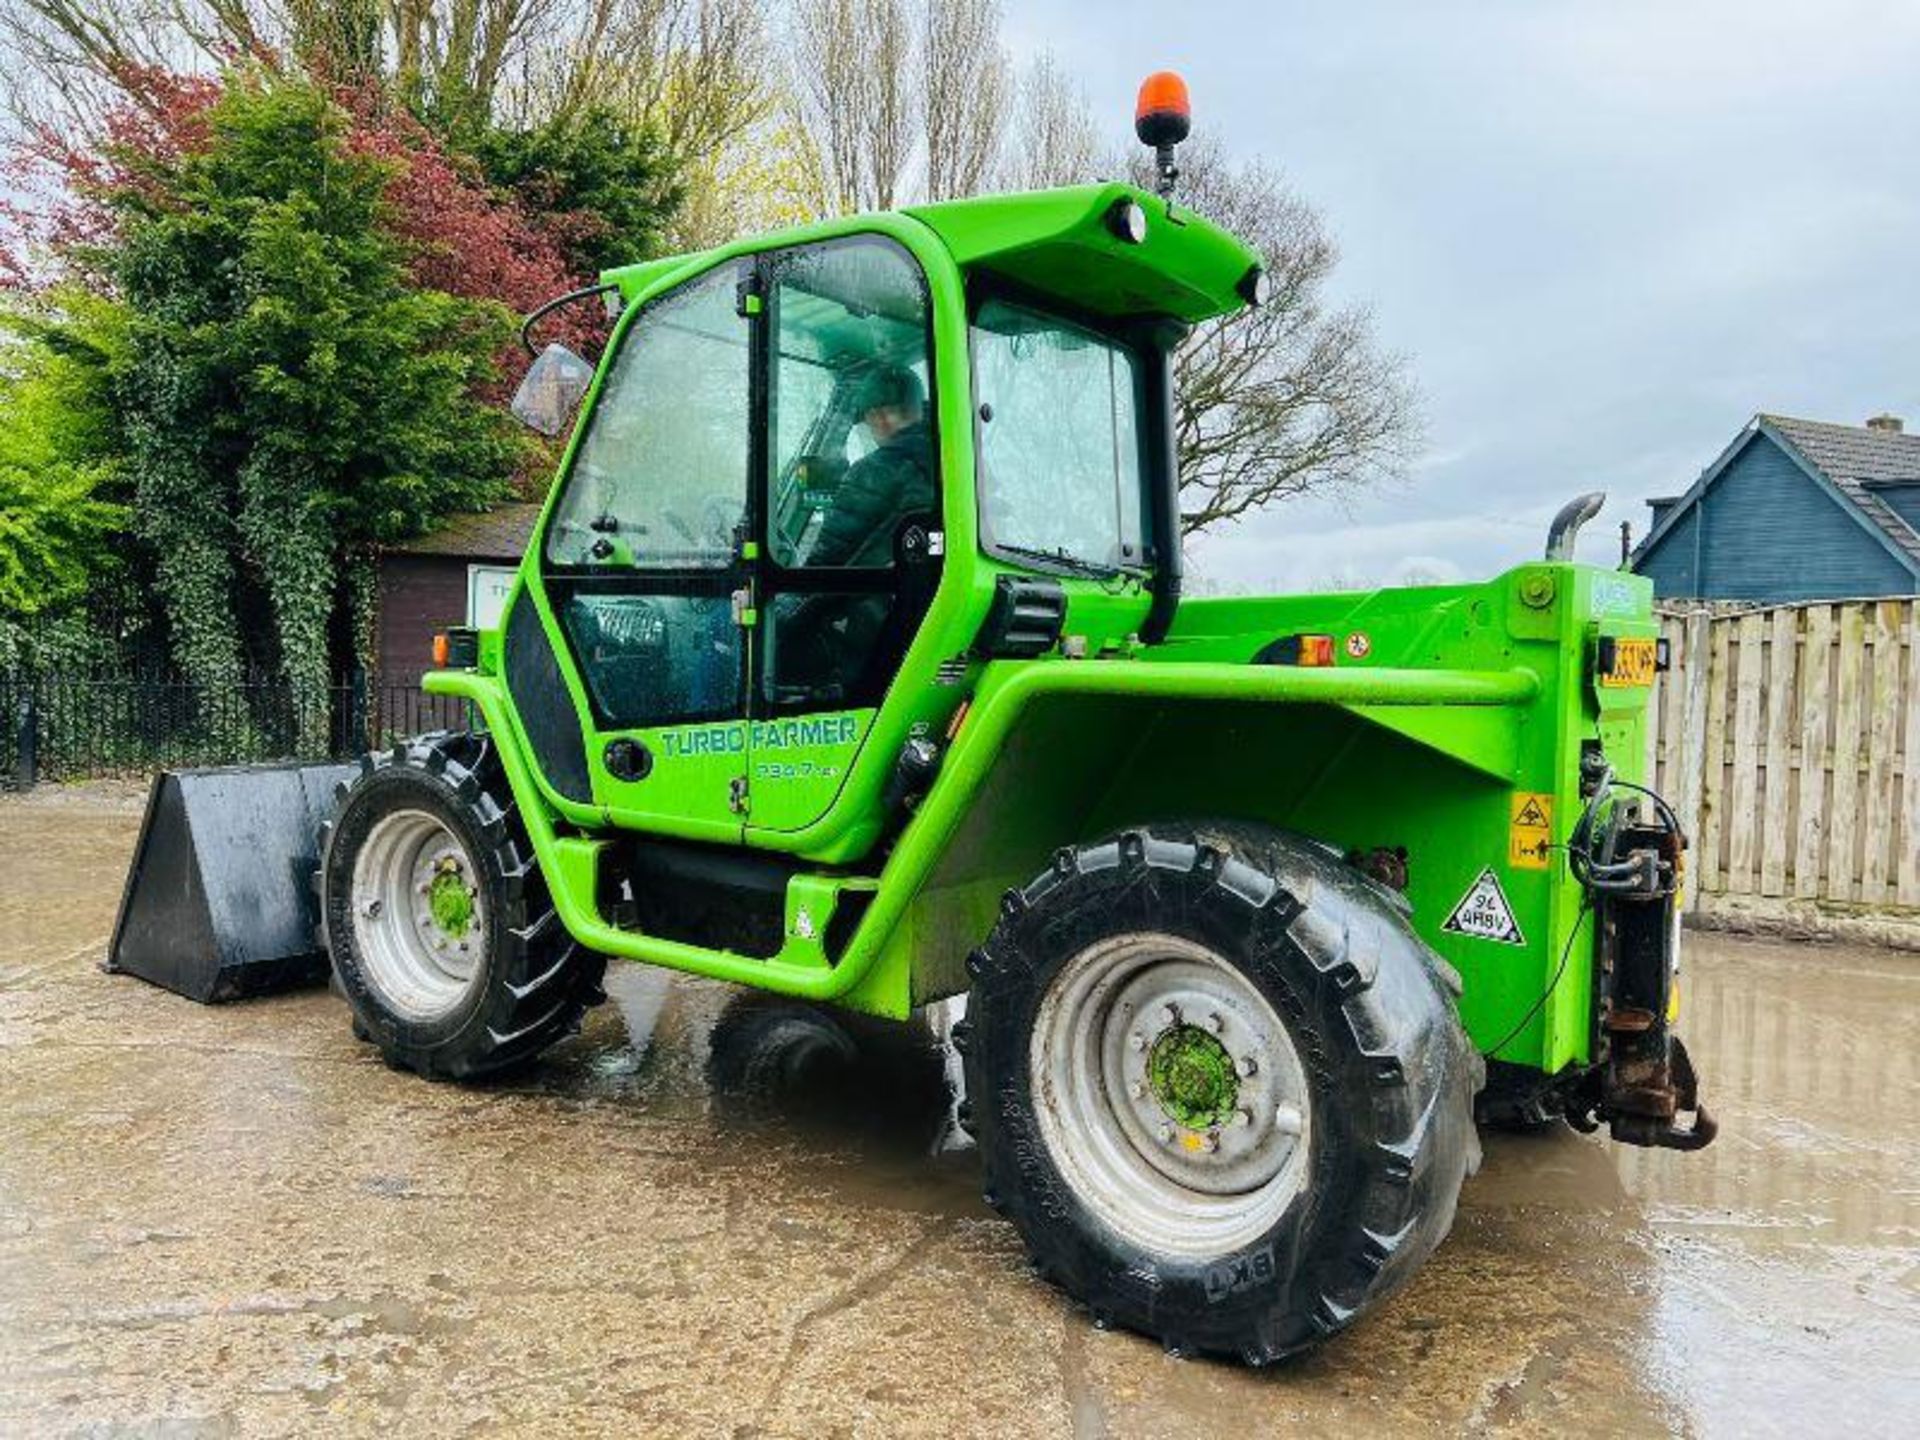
[1146,1023,1240,1131]
[428,863,475,939]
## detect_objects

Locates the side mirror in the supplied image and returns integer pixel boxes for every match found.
[511,343,594,437]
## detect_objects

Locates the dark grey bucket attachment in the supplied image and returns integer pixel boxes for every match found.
[108,761,356,1003]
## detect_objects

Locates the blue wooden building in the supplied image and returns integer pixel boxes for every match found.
[1633,413,1920,601]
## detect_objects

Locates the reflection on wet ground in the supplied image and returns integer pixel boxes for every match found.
[1609,939,1920,1431]
[1,788,1916,1435]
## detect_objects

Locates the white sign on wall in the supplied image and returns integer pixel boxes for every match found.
[467,565,518,628]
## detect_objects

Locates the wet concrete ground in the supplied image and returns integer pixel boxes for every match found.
[1,786,1916,1437]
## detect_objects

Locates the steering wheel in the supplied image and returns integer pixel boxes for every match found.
[661,497,742,555]
[700,496,741,550]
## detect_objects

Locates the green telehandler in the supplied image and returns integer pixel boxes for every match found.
[117,74,1715,1363]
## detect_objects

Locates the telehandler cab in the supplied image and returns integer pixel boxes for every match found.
[121,73,1715,1363]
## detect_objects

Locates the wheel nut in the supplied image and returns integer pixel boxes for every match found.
[1233,1108,1253,1128]
[1237,1055,1259,1078]
[1156,1124,1174,1144]
[1200,1134,1219,1154]
[1129,1081,1146,1100]
[363,899,383,919]
[1206,1011,1225,1034]
[1160,1003,1180,1027]
[1130,1032,1147,1052]
[1273,1104,1303,1136]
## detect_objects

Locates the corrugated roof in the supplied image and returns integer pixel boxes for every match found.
[1763,414,1920,566]
[390,504,541,561]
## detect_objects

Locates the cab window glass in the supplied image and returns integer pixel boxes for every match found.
[766,240,933,570]
[564,590,740,728]
[541,263,748,732]
[972,299,1148,571]
[547,266,749,568]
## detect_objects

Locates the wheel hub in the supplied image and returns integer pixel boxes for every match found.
[426,859,475,939]
[349,810,487,1023]
[1030,932,1314,1257]
[1146,1022,1239,1130]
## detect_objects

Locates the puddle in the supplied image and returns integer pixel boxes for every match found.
[538,968,982,1219]
[1605,932,1920,1434]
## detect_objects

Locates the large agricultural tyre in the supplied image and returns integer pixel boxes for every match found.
[319,732,606,1081]
[960,822,1484,1365]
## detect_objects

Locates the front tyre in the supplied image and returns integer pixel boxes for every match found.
[320,733,606,1081]
[962,824,1483,1364]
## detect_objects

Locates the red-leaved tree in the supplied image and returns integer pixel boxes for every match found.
[3,65,603,392]
[0,67,223,289]
[343,94,607,384]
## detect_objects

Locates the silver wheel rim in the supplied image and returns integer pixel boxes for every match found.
[1028,932,1313,1258]
[349,809,487,1023]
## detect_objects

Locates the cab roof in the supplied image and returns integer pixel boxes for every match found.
[602,182,1262,329]
[905,182,1261,326]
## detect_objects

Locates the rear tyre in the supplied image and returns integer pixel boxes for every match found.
[320,732,606,1081]
[963,823,1483,1364]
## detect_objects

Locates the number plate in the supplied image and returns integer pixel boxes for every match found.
[1600,636,1658,688]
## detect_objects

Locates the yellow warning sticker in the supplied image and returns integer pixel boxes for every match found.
[1509,791,1554,870]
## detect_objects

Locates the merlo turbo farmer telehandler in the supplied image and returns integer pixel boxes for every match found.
[132,73,1718,1363]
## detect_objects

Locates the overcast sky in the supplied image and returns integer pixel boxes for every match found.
[1003,0,1920,591]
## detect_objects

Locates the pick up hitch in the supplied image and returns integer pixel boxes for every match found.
[1585,1031,1717,1151]
[1565,761,1718,1151]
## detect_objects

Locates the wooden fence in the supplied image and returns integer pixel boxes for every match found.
[1646,598,1920,948]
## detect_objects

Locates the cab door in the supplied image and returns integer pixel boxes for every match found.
[746,236,941,833]
[537,259,755,840]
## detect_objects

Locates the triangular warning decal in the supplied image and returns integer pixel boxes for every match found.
[1442,868,1527,946]
[1513,796,1550,829]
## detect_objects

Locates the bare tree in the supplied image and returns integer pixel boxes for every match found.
[858,0,911,208]
[919,0,1005,200]
[786,0,915,215]
[1,0,770,148]
[1000,48,1097,191]
[530,0,770,152]
[786,0,862,213]
[788,0,1013,213]
[2,0,545,132]
[0,0,187,135]
[1138,136,1419,534]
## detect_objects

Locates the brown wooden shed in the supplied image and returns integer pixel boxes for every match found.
[375,504,539,685]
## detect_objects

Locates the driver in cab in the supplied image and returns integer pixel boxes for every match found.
[808,363,934,567]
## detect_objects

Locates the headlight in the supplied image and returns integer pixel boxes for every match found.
[1107,199,1148,245]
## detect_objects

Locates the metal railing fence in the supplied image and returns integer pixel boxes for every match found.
[0,670,467,789]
